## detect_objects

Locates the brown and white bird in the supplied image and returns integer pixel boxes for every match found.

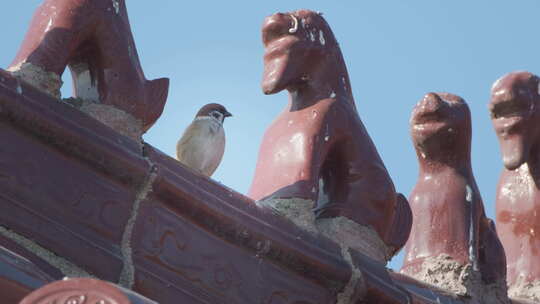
[176,103,232,177]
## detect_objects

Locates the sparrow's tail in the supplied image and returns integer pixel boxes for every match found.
[143,77,169,132]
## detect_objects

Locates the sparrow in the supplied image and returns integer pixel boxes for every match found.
[176,103,232,177]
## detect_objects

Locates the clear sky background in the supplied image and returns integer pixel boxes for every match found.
[2,1,539,271]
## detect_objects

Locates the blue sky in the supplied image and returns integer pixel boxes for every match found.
[2,1,539,271]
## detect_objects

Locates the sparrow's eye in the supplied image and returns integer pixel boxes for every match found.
[210,111,223,121]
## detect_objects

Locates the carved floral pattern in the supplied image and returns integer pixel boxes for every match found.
[133,201,328,303]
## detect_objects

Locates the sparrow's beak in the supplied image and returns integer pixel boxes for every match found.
[224,111,233,117]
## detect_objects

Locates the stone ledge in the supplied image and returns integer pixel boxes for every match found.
[0,68,481,303]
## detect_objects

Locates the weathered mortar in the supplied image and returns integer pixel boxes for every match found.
[7,62,62,99]
[0,226,92,278]
[509,278,540,302]
[401,254,510,304]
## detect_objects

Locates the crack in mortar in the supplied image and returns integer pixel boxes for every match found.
[118,146,157,288]
[257,198,384,303]
[0,225,93,278]
[336,245,365,304]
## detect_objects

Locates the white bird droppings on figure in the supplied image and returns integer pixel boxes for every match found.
[112,0,120,14]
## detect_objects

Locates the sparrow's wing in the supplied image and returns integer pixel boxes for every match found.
[176,122,206,172]
[201,127,225,176]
